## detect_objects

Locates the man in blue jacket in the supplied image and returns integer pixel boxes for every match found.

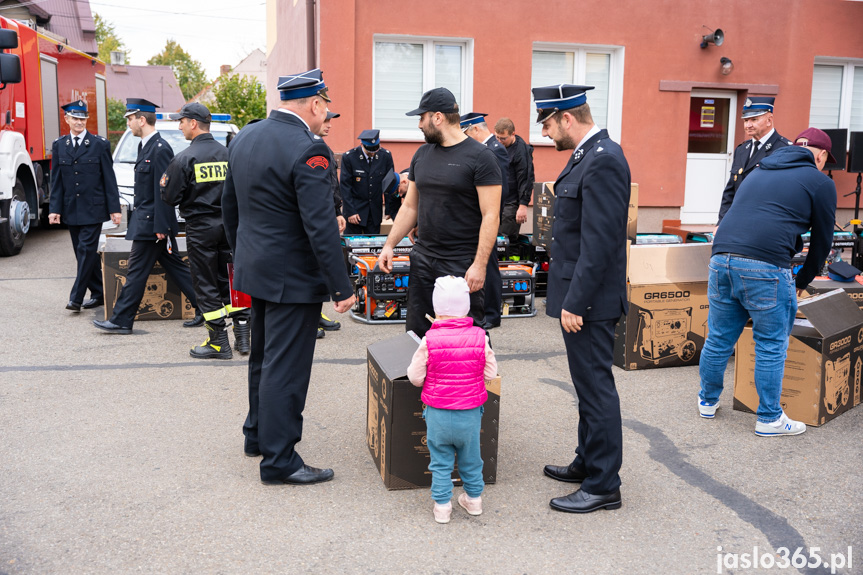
[48,100,121,312]
[699,128,837,437]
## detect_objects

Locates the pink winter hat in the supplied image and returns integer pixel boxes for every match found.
[432,276,470,317]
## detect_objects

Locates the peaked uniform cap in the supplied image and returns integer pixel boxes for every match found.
[531,84,594,123]
[124,98,159,117]
[459,112,488,130]
[277,68,331,102]
[62,100,88,118]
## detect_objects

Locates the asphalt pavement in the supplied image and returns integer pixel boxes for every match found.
[1,227,861,574]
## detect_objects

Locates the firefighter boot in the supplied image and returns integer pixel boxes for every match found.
[319,312,341,331]
[233,319,251,355]
[190,324,233,360]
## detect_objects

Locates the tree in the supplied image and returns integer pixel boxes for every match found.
[94,13,127,64]
[212,74,267,129]
[107,98,127,151]
[147,40,208,101]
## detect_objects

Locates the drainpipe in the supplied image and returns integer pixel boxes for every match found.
[306,0,316,69]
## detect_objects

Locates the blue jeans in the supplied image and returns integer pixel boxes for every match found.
[424,406,484,503]
[699,254,797,423]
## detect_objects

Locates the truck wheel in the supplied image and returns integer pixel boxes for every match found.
[0,179,29,257]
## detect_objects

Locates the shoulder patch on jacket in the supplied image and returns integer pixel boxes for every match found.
[306,156,329,170]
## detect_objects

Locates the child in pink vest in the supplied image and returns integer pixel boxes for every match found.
[407,276,497,524]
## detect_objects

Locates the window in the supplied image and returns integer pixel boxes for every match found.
[529,44,624,144]
[809,60,863,133]
[373,36,473,140]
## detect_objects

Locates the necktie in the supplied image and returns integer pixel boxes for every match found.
[73,136,79,150]
[750,140,761,159]
[137,141,143,155]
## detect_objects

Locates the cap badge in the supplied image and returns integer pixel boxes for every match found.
[745,98,752,107]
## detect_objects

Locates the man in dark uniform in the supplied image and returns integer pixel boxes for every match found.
[93,98,198,334]
[48,100,121,312]
[534,84,631,514]
[340,129,394,234]
[160,102,250,359]
[461,112,509,329]
[377,88,501,338]
[222,69,355,486]
[494,117,534,241]
[717,97,791,224]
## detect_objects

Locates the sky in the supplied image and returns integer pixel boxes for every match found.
[89,0,267,80]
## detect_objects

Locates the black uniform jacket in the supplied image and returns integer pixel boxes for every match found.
[222,110,352,304]
[717,130,791,224]
[545,129,631,322]
[160,132,227,220]
[48,132,120,225]
[339,145,394,228]
[125,132,176,240]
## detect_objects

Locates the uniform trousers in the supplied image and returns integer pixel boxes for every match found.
[405,249,484,338]
[185,217,248,327]
[68,223,103,304]
[484,248,502,326]
[560,318,622,495]
[109,237,198,327]
[243,298,321,481]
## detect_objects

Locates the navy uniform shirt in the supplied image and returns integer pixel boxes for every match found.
[546,129,631,321]
[48,130,120,225]
[125,132,176,240]
[339,145,394,228]
[717,130,791,224]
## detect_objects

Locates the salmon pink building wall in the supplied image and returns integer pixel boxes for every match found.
[270,0,863,214]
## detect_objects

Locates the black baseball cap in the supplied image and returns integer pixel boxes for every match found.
[169,102,212,122]
[405,87,459,116]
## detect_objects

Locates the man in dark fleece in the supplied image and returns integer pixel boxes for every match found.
[697,127,837,437]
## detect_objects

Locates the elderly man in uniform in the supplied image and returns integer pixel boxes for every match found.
[222,69,355,486]
[376,88,501,339]
[461,112,509,330]
[340,129,394,235]
[48,100,121,312]
[535,84,631,514]
[717,97,791,224]
[160,102,251,359]
[93,98,198,335]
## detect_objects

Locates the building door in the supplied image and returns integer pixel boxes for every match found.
[681,91,736,224]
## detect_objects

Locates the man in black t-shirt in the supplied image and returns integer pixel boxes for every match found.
[377,88,502,337]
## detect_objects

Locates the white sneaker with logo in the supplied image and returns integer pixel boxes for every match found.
[754,412,806,437]
[698,399,719,418]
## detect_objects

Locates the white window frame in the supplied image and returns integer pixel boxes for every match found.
[372,35,474,141]
[529,42,624,146]
[811,57,863,132]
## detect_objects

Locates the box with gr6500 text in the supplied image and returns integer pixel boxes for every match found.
[100,235,195,321]
[614,243,711,371]
[366,332,501,490]
[733,289,863,426]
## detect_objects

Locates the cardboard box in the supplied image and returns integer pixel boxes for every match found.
[733,289,863,426]
[366,332,501,490]
[805,277,863,309]
[533,182,638,249]
[100,235,195,321]
[614,243,711,370]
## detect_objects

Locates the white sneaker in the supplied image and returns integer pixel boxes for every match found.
[458,492,483,516]
[754,412,806,437]
[433,502,452,524]
[698,399,719,418]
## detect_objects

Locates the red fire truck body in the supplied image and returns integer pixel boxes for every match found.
[0,16,107,256]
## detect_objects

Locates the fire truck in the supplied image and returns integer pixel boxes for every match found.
[0,16,107,256]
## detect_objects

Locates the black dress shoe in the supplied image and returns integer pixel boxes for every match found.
[82,297,104,309]
[93,319,132,334]
[183,312,204,328]
[244,447,261,457]
[544,462,589,483]
[261,464,334,485]
[66,301,81,312]
[550,489,622,514]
